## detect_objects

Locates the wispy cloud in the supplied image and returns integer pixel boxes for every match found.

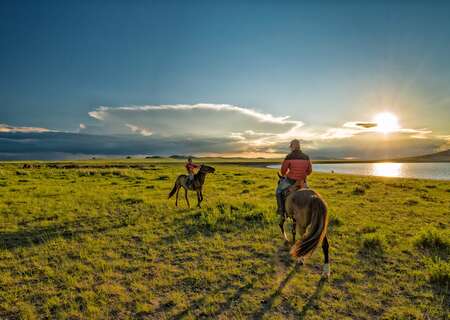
[90,104,303,126]
[0,124,53,133]
[86,103,304,146]
[125,124,153,136]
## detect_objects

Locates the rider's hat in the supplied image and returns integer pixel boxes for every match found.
[290,139,300,149]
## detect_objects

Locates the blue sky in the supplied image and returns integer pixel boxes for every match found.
[1,1,449,159]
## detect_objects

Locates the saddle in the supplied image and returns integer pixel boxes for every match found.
[281,184,303,199]
[187,179,199,189]
[280,181,307,214]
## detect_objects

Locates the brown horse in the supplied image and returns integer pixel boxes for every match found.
[168,164,215,208]
[277,173,330,277]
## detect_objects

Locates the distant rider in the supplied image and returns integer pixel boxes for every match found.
[185,157,199,187]
[276,139,312,216]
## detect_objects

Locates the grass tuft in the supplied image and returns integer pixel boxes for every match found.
[404,199,419,206]
[352,186,366,195]
[414,227,450,257]
[361,233,386,255]
[361,224,379,234]
[427,259,450,290]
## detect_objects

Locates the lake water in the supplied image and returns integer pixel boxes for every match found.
[267,162,450,180]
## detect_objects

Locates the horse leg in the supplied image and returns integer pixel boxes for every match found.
[292,217,296,243]
[322,235,330,277]
[196,191,201,208]
[296,225,307,264]
[184,188,190,208]
[175,186,181,207]
[279,215,288,242]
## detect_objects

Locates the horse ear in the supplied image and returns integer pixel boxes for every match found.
[277,172,282,179]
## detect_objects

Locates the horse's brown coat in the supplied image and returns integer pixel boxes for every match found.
[168,165,215,208]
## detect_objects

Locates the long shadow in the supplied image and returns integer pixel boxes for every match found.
[297,277,326,319]
[252,262,302,320]
[0,215,132,250]
[169,244,295,319]
[172,279,257,320]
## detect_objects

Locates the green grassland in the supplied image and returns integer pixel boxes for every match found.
[0,161,448,319]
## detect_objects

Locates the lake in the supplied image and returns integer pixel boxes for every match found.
[267,162,450,180]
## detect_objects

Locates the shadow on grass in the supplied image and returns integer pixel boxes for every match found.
[252,262,302,319]
[297,277,327,319]
[0,216,132,250]
[165,244,296,319]
[171,278,257,319]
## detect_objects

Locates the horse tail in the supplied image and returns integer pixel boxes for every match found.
[290,195,328,259]
[168,180,179,198]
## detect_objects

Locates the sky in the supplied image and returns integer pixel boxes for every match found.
[1,0,449,159]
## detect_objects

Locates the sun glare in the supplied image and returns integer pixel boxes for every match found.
[372,162,402,177]
[374,112,400,134]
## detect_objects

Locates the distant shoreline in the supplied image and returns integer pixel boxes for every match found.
[1,158,449,165]
[227,159,450,168]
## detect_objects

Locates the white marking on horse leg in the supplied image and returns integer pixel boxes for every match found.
[283,231,289,242]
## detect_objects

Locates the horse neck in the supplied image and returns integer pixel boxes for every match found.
[195,171,206,185]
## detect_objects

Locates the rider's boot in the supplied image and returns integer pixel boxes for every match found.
[276,192,285,216]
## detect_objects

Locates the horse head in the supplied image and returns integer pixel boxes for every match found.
[277,172,284,185]
[199,164,216,174]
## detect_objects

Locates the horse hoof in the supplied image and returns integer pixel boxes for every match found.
[297,257,304,265]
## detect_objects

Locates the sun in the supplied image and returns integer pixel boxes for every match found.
[373,112,399,134]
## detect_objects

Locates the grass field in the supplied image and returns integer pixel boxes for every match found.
[0,161,449,319]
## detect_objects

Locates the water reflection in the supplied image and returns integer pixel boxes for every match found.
[371,163,402,177]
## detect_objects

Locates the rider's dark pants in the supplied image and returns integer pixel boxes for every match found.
[275,178,296,218]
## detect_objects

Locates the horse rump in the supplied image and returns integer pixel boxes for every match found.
[290,195,328,259]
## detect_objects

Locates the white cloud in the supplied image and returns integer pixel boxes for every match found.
[86,103,305,146]
[0,123,52,133]
[125,124,153,136]
[81,103,448,158]
[94,104,303,125]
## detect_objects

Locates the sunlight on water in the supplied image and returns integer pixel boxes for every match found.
[268,162,449,180]
[371,163,402,177]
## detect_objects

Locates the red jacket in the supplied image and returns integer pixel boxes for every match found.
[185,163,199,172]
[281,150,312,181]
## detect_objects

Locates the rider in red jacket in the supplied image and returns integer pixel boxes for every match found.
[276,139,312,216]
[185,157,199,186]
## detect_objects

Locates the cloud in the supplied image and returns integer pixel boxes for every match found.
[125,124,153,136]
[0,123,52,133]
[356,122,377,129]
[0,132,243,159]
[1,103,448,160]
[85,103,305,149]
[346,122,377,129]
[82,103,449,158]
[1,130,447,160]
[335,121,432,139]
[90,104,302,125]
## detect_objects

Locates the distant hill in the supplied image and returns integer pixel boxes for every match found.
[169,155,196,160]
[393,149,450,162]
